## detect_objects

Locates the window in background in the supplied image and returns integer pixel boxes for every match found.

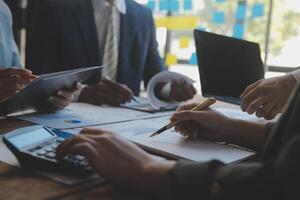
[136,0,300,78]
[267,0,300,68]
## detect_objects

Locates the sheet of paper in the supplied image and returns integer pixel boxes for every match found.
[147,71,195,110]
[121,97,161,113]
[213,11,225,24]
[252,3,264,18]
[189,52,198,65]
[233,23,245,39]
[213,107,265,122]
[131,131,254,164]
[16,110,99,129]
[81,116,255,164]
[235,1,247,20]
[183,0,192,11]
[165,53,178,65]
[0,136,102,186]
[155,16,198,30]
[15,103,170,129]
[179,37,190,49]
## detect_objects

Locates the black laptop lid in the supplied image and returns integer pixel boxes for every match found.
[194,30,264,102]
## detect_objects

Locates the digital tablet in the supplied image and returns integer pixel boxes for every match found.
[0,66,102,115]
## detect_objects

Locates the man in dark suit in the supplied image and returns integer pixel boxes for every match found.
[57,82,300,199]
[26,0,196,106]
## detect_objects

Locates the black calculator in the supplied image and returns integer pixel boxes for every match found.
[3,125,92,174]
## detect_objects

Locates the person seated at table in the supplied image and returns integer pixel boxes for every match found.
[0,0,78,110]
[240,69,300,120]
[57,82,300,199]
[26,0,196,106]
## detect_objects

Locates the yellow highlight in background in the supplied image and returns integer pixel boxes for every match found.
[155,16,199,30]
[180,37,191,48]
[165,54,178,66]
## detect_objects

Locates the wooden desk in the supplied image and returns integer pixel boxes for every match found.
[0,118,152,200]
[0,100,250,200]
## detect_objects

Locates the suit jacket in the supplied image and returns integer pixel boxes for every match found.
[169,85,300,200]
[26,0,164,95]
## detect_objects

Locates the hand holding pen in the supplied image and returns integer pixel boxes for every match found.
[150,98,216,137]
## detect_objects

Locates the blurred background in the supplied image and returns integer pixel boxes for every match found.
[5,0,300,88]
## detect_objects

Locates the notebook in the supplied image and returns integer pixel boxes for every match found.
[87,116,256,164]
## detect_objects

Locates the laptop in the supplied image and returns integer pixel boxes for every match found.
[194,30,265,105]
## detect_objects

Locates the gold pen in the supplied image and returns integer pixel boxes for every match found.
[149,97,216,138]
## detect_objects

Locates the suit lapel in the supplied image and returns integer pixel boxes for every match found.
[71,0,100,64]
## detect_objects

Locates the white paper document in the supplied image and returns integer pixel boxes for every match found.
[84,116,255,164]
[213,107,265,122]
[121,97,159,113]
[15,103,172,129]
[146,71,195,110]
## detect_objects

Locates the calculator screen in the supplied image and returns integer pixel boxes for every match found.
[9,128,55,149]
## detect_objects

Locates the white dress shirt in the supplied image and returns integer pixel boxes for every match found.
[91,0,126,62]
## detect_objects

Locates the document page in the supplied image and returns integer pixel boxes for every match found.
[15,103,173,129]
[85,116,255,164]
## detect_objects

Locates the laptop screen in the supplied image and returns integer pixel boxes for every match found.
[194,30,264,104]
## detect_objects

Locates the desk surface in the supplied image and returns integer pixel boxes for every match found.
[0,100,243,200]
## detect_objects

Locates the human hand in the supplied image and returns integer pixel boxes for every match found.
[171,103,232,141]
[56,129,174,196]
[79,78,134,106]
[0,68,36,102]
[169,79,197,102]
[240,74,296,120]
[48,83,82,110]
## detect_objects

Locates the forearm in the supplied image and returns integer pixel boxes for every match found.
[223,119,267,152]
[140,160,175,199]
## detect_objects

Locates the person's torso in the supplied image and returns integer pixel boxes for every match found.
[261,84,300,161]
[28,0,156,94]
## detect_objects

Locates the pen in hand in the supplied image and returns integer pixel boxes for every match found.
[149,97,216,138]
[130,96,139,103]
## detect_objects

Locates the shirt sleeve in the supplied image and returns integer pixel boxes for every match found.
[290,68,300,84]
[10,38,22,68]
[169,133,300,200]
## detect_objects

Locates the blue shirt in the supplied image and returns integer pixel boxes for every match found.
[0,0,21,68]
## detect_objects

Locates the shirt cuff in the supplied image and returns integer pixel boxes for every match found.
[169,160,224,200]
[290,69,300,84]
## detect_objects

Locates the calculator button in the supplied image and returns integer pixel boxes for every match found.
[63,156,72,162]
[78,160,88,168]
[45,152,56,159]
[56,138,65,143]
[74,155,85,161]
[37,150,46,156]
